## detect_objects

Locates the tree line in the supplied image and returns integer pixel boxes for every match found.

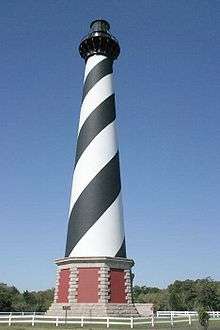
[133,277,220,311]
[0,283,54,312]
[0,277,219,312]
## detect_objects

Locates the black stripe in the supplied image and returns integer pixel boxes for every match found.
[65,152,121,257]
[115,238,126,258]
[82,58,113,101]
[75,94,116,166]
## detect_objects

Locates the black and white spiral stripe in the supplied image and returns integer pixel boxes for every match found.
[65,55,126,258]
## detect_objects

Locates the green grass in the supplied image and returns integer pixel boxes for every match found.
[0,320,219,330]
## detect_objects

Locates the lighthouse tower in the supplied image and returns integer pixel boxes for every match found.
[48,20,138,317]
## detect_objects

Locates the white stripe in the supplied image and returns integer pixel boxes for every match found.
[69,193,125,257]
[69,121,118,215]
[78,74,113,133]
[84,55,107,82]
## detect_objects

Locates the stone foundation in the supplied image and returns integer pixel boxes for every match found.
[47,256,139,317]
[47,303,139,317]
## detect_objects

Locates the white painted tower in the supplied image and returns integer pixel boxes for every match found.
[48,20,138,317]
[65,20,126,259]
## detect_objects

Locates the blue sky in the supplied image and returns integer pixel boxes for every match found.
[1,0,220,291]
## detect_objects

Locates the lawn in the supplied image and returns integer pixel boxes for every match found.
[0,320,219,330]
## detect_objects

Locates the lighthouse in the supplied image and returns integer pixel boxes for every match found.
[48,20,138,317]
[66,19,126,259]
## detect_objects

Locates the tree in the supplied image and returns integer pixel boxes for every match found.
[0,283,20,311]
[167,278,220,311]
[133,285,169,311]
[197,307,210,330]
[169,291,183,310]
[23,290,37,307]
[0,283,54,312]
[33,289,54,312]
[195,278,220,310]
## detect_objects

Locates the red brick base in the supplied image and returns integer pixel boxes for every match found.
[53,257,135,307]
[56,268,70,303]
[109,269,126,303]
[49,257,138,317]
[77,267,99,303]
